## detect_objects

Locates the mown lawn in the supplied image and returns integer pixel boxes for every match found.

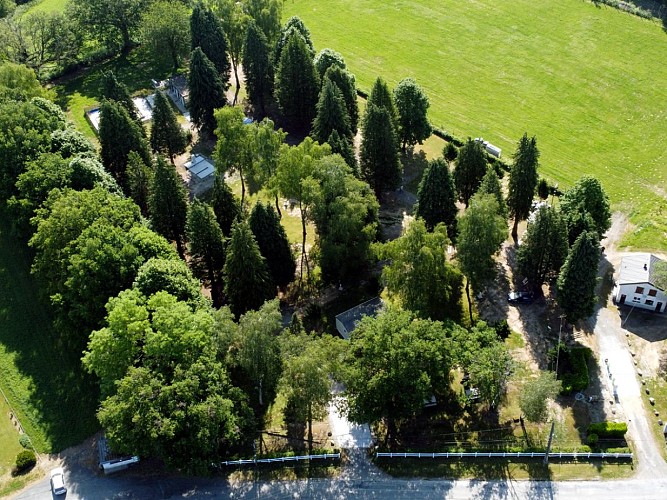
[24,0,68,14]
[0,215,99,455]
[284,0,667,251]
[0,395,24,477]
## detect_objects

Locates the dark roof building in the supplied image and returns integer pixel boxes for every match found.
[335,297,383,339]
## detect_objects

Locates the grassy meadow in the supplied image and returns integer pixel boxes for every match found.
[284,0,667,250]
[0,216,99,457]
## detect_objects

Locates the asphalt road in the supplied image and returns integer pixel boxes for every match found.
[13,467,667,500]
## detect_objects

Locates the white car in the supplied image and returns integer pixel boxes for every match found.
[50,467,67,496]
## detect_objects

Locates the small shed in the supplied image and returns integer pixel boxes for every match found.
[184,154,215,181]
[613,253,666,313]
[335,297,383,339]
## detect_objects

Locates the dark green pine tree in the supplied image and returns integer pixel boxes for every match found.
[211,173,241,236]
[507,133,540,243]
[100,71,140,124]
[556,230,601,323]
[186,199,227,307]
[149,156,188,258]
[453,138,487,208]
[126,151,153,216]
[188,47,227,137]
[274,16,314,63]
[517,206,569,288]
[99,99,151,190]
[360,103,401,199]
[150,91,187,162]
[323,65,359,134]
[367,77,398,130]
[190,3,231,81]
[478,167,507,219]
[311,78,351,144]
[327,129,356,172]
[314,48,346,81]
[249,202,296,290]
[223,220,274,318]
[415,158,458,242]
[243,20,273,117]
[275,31,320,132]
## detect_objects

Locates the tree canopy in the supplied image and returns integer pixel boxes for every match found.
[188,47,227,137]
[243,20,273,117]
[453,138,487,208]
[556,230,600,323]
[520,371,562,423]
[360,102,401,198]
[393,77,431,151]
[560,175,611,244]
[148,156,188,258]
[150,91,187,162]
[190,3,231,80]
[507,133,539,242]
[311,77,352,145]
[380,219,463,322]
[415,158,458,242]
[140,0,190,72]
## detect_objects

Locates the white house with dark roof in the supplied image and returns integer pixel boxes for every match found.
[613,253,666,313]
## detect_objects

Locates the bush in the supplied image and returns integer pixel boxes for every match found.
[537,178,550,200]
[587,422,628,439]
[18,434,31,449]
[494,320,511,340]
[587,433,599,447]
[15,450,36,473]
[559,346,591,393]
[443,142,458,162]
[432,127,464,147]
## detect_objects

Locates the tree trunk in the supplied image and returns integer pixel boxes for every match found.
[175,235,185,260]
[386,417,397,450]
[232,60,241,106]
[274,194,282,219]
[300,200,309,283]
[121,27,132,54]
[465,278,474,326]
[307,403,313,455]
[206,256,221,308]
[511,216,520,244]
[239,168,246,208]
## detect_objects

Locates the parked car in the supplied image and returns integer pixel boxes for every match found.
[508,291,533,304]
[50,467,67,496]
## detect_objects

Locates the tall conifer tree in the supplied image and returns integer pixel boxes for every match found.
[360,103,401,198]
[415,158,458,242]
[188,47,227,137]
[243,19,273,117]
[556,230,600,323]
[150,91,187,162]
[149,156,188,258]
[453,138,487,208]
[249,202,295,290]
[311,78,351,144]
[190,3,231,81]
[507,133,540,243]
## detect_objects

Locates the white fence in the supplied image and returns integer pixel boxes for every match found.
[220,453,341,466]
[376,451,632,460]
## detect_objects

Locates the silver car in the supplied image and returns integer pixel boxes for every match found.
[50,467,67,496]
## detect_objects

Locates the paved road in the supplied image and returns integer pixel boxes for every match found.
[13,466,667,500]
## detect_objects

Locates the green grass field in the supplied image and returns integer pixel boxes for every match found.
[0,216,99,455]
[25,0,68,13]
[284,0,667,250]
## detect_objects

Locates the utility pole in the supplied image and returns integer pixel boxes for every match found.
[555,315,565,376]
[543,421,556,465]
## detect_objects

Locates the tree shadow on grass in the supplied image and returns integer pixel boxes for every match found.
[0,215,99,453]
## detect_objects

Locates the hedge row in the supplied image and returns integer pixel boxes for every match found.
[587,422,628,439]
[561,347,591,393]
[593,0,655,20]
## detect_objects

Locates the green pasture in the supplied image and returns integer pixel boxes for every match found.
[25,0,68,14]
[0,215,99,455]
[285,0,667,250]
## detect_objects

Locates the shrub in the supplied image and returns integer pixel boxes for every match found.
[587,433,599,447]
[537,178,550,200]
[18,434,31,449]
[559,346,591,393]
[443,142,458,162]
[494,320,511,340]
[15,450,36,473]
[587,422,628,439]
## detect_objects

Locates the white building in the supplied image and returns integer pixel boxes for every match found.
[613,253,666,313]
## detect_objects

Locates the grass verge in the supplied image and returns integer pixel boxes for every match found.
[0,214,99,455]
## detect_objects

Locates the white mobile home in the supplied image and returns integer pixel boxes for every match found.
[613,253,666,313]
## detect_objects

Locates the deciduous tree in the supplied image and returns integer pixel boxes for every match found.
[478,167,507,219]
[415,158,458,242]
[520,371,562,423]
[453,138,487,208]
[214,106,252,206]
[507,133,539,242]
[140,0,190,72]
[380,219,463,322]
[393,77,431,151]
[243,0,282,45]
[210,0,248,104]
[457,193,507,324]
[314,48,345,80]
[344,308,454,447]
